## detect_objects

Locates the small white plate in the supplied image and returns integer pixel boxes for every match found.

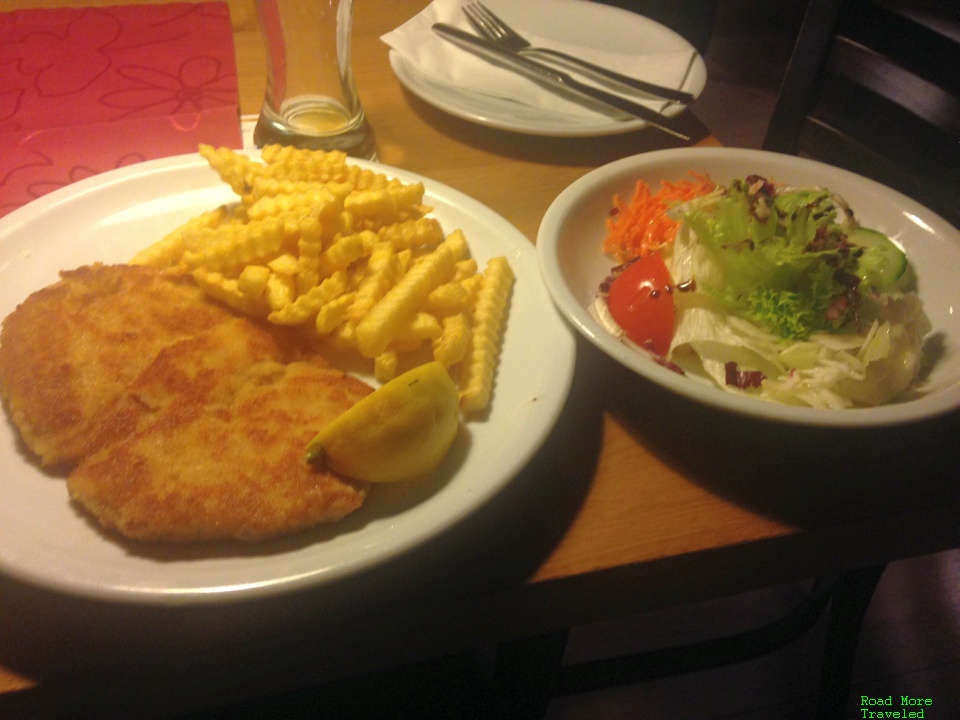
[537,147,960,427]
[388,0,706,137]
[0,152,576,604]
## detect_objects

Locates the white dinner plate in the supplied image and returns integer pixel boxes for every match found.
[0,152,576,604]
[537,147,960,427]
[388,0,706,137]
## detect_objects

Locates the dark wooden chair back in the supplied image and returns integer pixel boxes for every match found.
[763,0,960,228]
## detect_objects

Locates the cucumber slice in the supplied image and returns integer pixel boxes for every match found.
[848,227,907,289]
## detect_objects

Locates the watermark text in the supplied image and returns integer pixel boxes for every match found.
[860,695,934,718]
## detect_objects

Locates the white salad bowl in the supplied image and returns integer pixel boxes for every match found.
[537,147,960,427]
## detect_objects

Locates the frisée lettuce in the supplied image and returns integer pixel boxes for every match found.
[673,176,871,340]
[597,174,932,409]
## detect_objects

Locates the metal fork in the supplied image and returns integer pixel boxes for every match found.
[462,1,694,103]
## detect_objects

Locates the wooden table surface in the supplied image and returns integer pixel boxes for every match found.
[2,1,959,716]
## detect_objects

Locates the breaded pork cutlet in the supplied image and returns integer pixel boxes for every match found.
[0,263,375,543]
[92,315,315,453]
[69,360,373,543]
[0,264,238,467]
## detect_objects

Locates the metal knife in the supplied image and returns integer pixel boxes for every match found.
[431,23,690,141]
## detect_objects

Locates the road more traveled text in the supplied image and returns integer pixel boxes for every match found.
[861,695,934,718]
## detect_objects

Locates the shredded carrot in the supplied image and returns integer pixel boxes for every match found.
[603,172,715,263]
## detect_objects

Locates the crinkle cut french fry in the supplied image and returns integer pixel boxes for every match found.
[433,312,471,368]
[259,145,349,183]
[395,248,413,274]
[297,216,323,257]
[297,269,321,296]
[182,217,286,273]
[315,230,372,278]
[268,270,348,325]
[245,178,315,203]
[341,164,393,191]
[347,241,401,321]
[130,206,228,267]
[378,217,444,251]
[374,350,399,383]
[130,234,186,269]
[393,312,443,344]
[390,182,426,213]
[459,273,483,307]
[315,293,355,334]
[199,144,261,196]
[238,265,271,297]
[296,216,324,289]
[459,256,514,414]
[452,258,479,282]
[355,231,468,358]
[244,192,309,222]
[244,179,353,215]
[344,188,399,224]
[265,272,297,311]
[343,184,426,226]
[261,144,345,168]
[258,147,399,197]
[326,319,358,353]
[424,281,469,317]
[259,147,409,199]
[244,187,347,229]
[267,253,299,276]
[192,268,269,317]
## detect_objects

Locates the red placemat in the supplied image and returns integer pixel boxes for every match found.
[0,2,243,218]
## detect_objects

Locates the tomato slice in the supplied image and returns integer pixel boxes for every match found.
[606,253,675,356]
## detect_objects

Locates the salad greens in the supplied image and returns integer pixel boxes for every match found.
[602,174,931,409]
[674,176,879,341]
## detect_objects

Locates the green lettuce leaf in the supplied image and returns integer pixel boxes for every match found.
[679,178,861,340]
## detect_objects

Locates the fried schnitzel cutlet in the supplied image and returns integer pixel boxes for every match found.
[91,314,315,455]
[0,264,238,467]
[0,263,374,543]
[69,360,373,543]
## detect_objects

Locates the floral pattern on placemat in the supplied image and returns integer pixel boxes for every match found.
[0,2,243,218]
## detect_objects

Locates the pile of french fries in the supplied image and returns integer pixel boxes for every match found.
[131,144,513,414]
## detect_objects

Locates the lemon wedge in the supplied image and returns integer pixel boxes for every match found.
[305,362,460,483]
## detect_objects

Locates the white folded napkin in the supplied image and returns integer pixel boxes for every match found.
[380,0,696,123]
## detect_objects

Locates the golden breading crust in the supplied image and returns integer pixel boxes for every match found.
[0,263,374,543]
[0,264,238,467]
[68,361,372,543]
[91,315,316,453]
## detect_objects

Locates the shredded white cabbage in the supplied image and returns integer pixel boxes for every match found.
[664,239,931,409]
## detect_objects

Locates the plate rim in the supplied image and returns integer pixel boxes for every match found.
[0,150,577,604]
[537,146,960,428]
